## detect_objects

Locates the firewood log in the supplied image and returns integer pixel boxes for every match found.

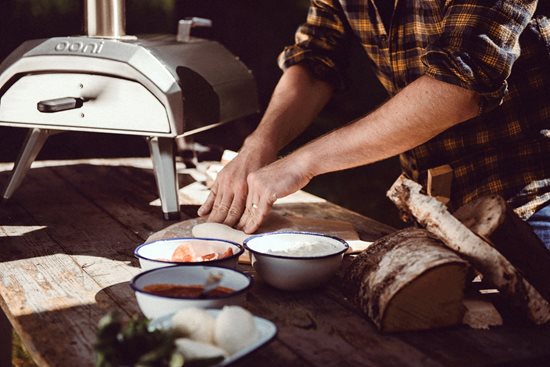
[342,227,469,332]
[387,175,550,324]
[453,194,550,303]
[462,298,503,329]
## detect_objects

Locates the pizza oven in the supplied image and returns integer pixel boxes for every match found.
[0,0,258,219]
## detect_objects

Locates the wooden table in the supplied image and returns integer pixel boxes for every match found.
[1,157,550,367]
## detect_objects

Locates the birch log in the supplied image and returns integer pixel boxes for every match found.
[387,175,550,324]
[453,194,550,302]
[342,227,469,332]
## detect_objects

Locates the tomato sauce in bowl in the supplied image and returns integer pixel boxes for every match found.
[143,283,234,298]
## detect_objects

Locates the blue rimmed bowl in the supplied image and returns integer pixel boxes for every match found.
[134,237,244,271]
[130,265,253,319]
[243,231,349,291]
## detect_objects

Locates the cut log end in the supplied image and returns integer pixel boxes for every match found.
[381,263,468,332]
[343,227,469,332]
[462,298,503,330]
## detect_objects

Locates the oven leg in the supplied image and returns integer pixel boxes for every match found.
[147,137,181,220]
[2,128,51,202]
[0,308,12,367]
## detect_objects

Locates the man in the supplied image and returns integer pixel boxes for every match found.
[198,1,550,248]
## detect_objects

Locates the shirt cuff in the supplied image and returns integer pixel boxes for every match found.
[422,49,509,113]
[278,45,345,89]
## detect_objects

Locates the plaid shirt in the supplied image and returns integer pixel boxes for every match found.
[278,0,550,219]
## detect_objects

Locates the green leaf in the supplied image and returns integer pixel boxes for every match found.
[94,311,180,367]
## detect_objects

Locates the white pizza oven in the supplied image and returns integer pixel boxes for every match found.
[0,0,258,219]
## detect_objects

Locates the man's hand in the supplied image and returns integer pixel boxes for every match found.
[197,145,277,227]
[197,65,334,229]
[236,157,313,234]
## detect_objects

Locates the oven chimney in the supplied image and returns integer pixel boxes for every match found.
[85,0,126,38]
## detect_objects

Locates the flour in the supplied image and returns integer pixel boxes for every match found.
[266,240,341,257]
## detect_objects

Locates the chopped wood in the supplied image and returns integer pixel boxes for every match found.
[462,298,503,329]
[427,164,453,205]
[342,227,469,332]
[453,194,550,303]
[387,175,550,324]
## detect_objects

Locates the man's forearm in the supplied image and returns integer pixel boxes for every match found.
[242,64,334,154]
[292,75,480,178]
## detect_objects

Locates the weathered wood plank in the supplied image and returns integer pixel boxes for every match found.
[0,168,147,365]
[236,340,315,367]
[244,281,444,367]
[0,203,123,366]
[14,165,147,251]
[398,324,550,367]
[50,162,177,238]
[272,202,395,242]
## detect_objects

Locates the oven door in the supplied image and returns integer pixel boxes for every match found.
[0,72,171,135]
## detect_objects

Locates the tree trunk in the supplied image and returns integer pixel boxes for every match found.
[342,227,469,332]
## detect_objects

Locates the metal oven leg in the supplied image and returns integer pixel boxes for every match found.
[147,137,181,220]
[0,308,12,367]
[2,128,51,201]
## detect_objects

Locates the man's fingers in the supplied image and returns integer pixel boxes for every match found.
[208,193,233,223]
[243,196,271,234]
[197,188,217,217]
[236,194,254,230]
[223,195,246,227]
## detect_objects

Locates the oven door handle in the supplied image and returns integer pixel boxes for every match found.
[37,97,85,113]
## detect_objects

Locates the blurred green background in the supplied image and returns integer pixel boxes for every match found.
[0,0,403,228]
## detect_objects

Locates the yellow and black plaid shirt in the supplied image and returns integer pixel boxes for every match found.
[278,0,550,219]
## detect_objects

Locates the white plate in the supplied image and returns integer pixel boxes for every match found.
[149,309,277,366]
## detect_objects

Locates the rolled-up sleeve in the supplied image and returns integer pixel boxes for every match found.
[422,0,537,112]
[277,0,350,88]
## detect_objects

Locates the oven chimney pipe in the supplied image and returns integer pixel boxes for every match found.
[85,0,126,38]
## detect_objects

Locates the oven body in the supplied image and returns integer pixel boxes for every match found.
[0,34,258,219]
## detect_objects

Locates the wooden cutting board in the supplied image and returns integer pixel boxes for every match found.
[146,212,372,264]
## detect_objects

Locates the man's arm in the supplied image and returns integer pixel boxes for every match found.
[237,75,480,233]
[197,65,333,225]
[242,64,334,157]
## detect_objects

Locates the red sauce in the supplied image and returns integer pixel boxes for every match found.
[143,283,234,298]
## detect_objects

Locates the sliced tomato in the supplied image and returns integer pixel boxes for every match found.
[171,244,195,262]
[200,252,219,261]
[221,247,234,259]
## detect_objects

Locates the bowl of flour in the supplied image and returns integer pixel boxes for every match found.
[243,231,349,291]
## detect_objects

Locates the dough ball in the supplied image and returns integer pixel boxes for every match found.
[213,306,259,354]
[171,307,216,343]
[192,222,247,244]
[175,338,227,362]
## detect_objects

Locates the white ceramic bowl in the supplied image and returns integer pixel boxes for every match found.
[130,265,253,319]
[243,231,349,291]
[134,237,244,271]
